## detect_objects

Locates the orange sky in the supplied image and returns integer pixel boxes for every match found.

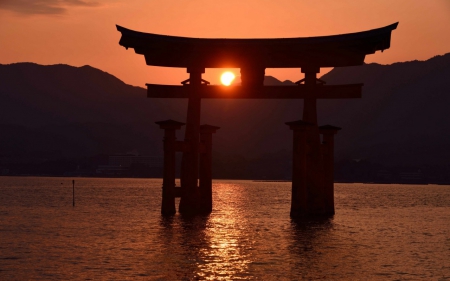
[1,0,450,87]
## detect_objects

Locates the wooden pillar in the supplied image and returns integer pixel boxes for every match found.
[156,119,185,215]
[301,67,319,126]
[319,125,341,215]
[179,67,204,214]
[199,124,220,214]
[301,66,325,215]
[286,120,313,217]
[240,66,265,87]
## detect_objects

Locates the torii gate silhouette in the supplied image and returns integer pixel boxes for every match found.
[116,22,398,217]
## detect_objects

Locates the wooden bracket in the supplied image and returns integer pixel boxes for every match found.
[181,78,210,85]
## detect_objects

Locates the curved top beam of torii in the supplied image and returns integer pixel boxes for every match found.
[116,22,398,69]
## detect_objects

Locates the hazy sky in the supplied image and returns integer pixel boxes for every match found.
[1,0,450,86]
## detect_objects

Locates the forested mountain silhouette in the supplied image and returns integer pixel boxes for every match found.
[1,53,449,169]
[319,53,450,165]
[0,63,185,158]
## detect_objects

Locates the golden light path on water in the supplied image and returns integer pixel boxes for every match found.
[195,182,253,279]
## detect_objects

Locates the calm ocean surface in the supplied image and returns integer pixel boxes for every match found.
[0,176,449,280]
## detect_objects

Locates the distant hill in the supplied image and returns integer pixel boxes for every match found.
[233,75,295,86]
[319,54,450,165]
[0,63,186,158]
[1,54,450,177]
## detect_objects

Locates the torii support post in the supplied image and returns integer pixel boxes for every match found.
[301,67,326,216]
[199,124,220,213]
[286,120,313,217]
[179,67,205,215]
[319,125,341,215]
[156,119,185,216]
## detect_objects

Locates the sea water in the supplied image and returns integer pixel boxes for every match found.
[0,176,449,280]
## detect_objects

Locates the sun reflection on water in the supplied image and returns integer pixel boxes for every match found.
[195,182,253,280]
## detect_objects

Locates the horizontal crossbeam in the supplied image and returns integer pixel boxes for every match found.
[146,84,363,99]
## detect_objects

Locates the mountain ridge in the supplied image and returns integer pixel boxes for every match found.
[1,53,450,177]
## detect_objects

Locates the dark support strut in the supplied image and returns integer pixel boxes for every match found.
[156,120,185,215]
[199,125,220,213]
[319,125,341,215]
[286,120,312,217]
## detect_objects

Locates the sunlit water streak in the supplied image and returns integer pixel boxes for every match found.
[0,177,449,280]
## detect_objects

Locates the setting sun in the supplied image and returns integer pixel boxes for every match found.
[220,71,235,86]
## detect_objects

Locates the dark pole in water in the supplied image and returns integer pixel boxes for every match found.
[72,180,75,207]
[156,120,185,215]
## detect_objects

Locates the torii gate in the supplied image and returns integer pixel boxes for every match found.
[116,22,398,217]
